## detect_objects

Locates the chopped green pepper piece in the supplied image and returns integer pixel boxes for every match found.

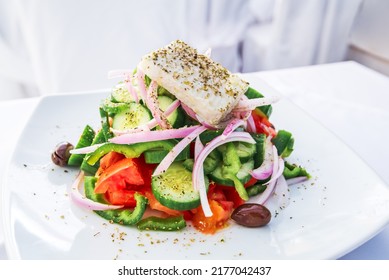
[251,133,266,168]
[199,130,223,145]
[101,98,129,115]
[84,176,148,225]
[80,129,106,175]
[85,141,178,166]
[283,161,310,179]
[246,184,267,197]
[99,107,114,141]
[183,150,220,174]
[245,87,272,118]
[272,130,294,157]
[68,125,95,166]
[222,142,248,200]
[137,216,186,231]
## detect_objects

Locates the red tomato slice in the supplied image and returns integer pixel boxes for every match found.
[207,184,227,202]
[192,199,234,234]
[144,190,182,216]
[96,152,125,176]
[244,176,258,188]
[251,109,276,137]
[95,158,145,194]
[105,189,137,207]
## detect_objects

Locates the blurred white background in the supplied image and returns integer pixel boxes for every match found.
[0,0,387,100]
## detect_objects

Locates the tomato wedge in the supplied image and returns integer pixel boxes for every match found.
[192,199,234,234]
[96,151,125,176]
[144,190,182,217]
[106,188,137,207]
[251,109,276,137]
[95,157,144,194]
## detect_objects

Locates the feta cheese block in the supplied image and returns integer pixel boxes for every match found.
[137,40,249,126]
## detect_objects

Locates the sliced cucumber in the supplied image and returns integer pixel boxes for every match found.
[152,162,207,211]
[111,82,135,103]
[101,98,128,116]
[182,152,220,174]
[199,130,223,145]
[68,125,96,166]
[157,95,185,128]
[112,102,152,130]
[234,142,256,163]
[144,144,190,164]
[209,159,254,187]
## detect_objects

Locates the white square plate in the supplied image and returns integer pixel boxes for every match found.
[2,76,389,259]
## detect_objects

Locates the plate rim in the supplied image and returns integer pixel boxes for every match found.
[2,85,389,260]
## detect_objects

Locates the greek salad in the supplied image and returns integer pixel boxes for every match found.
[52,40,309,234]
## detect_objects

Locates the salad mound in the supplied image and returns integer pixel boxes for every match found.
[53,40,309,234]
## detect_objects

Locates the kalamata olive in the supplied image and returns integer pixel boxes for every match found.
[231,203,271,227]
[51,141,74,166]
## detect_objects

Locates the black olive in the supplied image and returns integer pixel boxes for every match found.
[231,203,271,227]
[51,142,74,166]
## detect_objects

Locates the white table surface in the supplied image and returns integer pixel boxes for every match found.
[0,61,388,259]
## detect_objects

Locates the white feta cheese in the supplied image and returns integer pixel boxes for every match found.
[137,40,249,126]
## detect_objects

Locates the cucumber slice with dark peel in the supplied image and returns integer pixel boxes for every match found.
[183,157,219,175]
[157,96,185,128]
[68,125,95,166]
[144,144,190,164]
[112,102,152,130]
[101,98,129,115]
[111,82,135,103]
[234,142,256,163]
[209,159,254,187]
[152,162,207,211]
[199,130,223,145]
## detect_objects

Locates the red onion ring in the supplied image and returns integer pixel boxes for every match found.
[107,69,132,79]
[181,103,198,121]
[146,81,170,129]
[136,68,148,101]
[234,95,280,112]
[124,74,139,103]
[274,175,289,208]
[194,135,204,160]
[221,118,246,139]
[110,125,201,144]
[250,137,273,180]
[70,143,104,155]
[153,126,207,176]
[246,114,257,133]
[264,158,284,186]
[193,132,255,217]
[70,171,124,211]
[253,145,280,205]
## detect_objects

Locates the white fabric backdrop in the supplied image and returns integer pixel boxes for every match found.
[0,0,362,100]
